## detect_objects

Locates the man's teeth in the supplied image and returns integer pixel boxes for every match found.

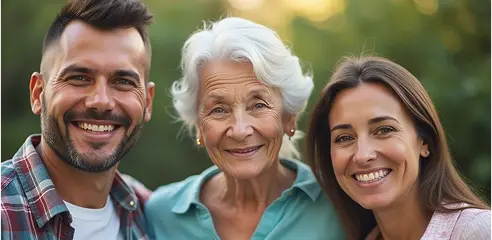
[78,123,115,132]
[355,169,390,183]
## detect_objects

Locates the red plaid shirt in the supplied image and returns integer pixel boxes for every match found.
[1,135,152,240]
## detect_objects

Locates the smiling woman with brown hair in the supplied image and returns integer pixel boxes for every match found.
[306,56,490,240]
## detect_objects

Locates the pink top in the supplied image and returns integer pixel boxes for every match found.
[422,206,490,239]
[366,204,491,240]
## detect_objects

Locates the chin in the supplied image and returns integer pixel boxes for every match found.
[356,195,394,210]
[69,154,120,172]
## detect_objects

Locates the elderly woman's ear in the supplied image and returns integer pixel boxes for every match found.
[283,113,297,138]
[195,125,203,146]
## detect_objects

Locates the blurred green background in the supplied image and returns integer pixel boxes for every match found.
[2,0,490,202]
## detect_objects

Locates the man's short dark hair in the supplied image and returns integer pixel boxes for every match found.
[42,0,153,79]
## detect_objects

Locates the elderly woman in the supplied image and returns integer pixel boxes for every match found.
[306,56,491,240]
[145,17,344,239]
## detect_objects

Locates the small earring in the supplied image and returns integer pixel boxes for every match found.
[196,138,201,146]
[289,129,295,141]
[423,150,430,157]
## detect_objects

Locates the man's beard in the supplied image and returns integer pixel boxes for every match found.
[40,96,144,172]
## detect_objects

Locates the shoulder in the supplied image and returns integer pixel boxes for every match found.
[453,208,491,239]
[281,158,315,180]
[281,159,324,201]
[280,159,345,237]
[1,160,17,190]
[1,159,25,203]
[1,160,29,231]
[144,174,204,239]
[119,174,152,204]
[146,174,201,212]
[300,191,344,231]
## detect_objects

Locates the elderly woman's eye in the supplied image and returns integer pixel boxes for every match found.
[211,107,225,114]
[254,103,266,109]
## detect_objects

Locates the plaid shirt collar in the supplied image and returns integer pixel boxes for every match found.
[12,134,141,227]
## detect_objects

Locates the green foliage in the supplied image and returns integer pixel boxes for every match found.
[2,0,489,201]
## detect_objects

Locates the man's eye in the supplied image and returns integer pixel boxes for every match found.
[115,79,135,86]
[68,75,88,81]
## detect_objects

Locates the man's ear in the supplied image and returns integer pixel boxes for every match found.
[144,81,155,122]
[30,72,44,115]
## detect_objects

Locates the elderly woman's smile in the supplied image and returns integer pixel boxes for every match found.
[224,145,264,158]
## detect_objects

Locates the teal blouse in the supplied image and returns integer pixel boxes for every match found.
[145,159,344,239]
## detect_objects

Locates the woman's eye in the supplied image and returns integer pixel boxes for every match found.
[211,107,225,114]
[254,103,266,109]
[376,126,396,135]
[335,135,353,143]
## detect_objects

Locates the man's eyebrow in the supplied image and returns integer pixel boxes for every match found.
[114,70,140,82]
[58,64,93,77]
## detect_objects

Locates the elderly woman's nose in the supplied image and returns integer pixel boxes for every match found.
[226,110,254,141]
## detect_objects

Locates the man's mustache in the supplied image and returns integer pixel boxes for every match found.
[64,109,131,128]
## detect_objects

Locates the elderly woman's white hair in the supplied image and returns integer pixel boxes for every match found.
[171,17,314,160]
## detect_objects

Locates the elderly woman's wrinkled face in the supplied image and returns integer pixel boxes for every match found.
[197,60,295,179]
[328,83,428,210]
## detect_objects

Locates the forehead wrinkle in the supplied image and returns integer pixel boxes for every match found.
[247,85,276,99]
[201,73,260,97]
[204,88,233,104]
[204,80,270,104]
[202,72,258,87]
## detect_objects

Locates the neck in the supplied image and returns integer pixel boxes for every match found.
[37,137,117,209]
[373,184,432,240]
[207,161,296,213]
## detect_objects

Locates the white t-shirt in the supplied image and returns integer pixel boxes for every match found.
[64,196,124,240]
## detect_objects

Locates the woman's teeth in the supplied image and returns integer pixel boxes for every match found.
[354,169,391,183]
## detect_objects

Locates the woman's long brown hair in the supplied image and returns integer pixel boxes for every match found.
[306,56,489,240]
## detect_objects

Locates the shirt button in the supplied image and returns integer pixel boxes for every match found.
[129,200,135,206]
